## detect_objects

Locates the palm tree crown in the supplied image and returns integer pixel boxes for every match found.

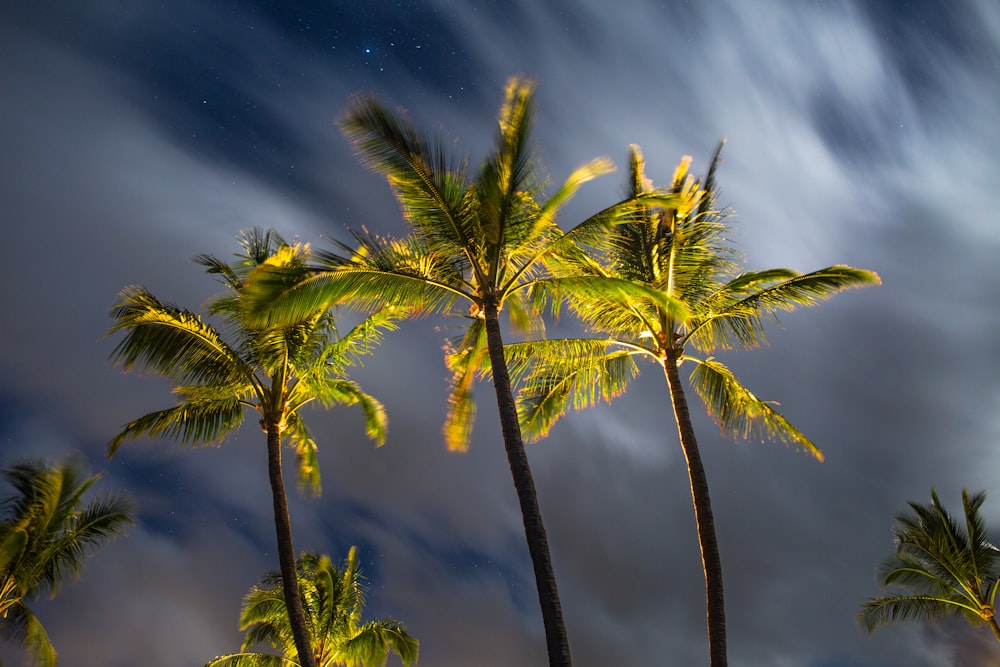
[107,228,392,492]
[107,228,398,667]
[859,489,1000,643]
[508,142,880,452]
[503,142,880,667]
[0,458,134,667]
[206,548,419,667]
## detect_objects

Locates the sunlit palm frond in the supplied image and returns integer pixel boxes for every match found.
[283,414,321,496]
[548,275,690,327]
[107,397,246,455]
[339,94,479,277]
[443,318,489,452]
[335,620,420,667]
[686,266,881,352]
[316,309,402,374]
[108,286,253,388]
[505,338,647,441]
[686,356,821,459]
[203,652,290,667]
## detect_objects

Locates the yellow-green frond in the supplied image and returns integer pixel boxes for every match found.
[107,398,246,456]
[686,356,822,460]
[506,338,648,442]
[443,319,489,451]
[686,265,881,352]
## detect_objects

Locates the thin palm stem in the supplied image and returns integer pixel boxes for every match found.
[663,349,727,667]
[266,421,317,667]
[483,295,570,666]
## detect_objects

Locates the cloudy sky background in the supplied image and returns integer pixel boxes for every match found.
[2,1,1000,665]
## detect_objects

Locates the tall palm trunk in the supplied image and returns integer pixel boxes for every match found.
[662,348,727,667]
[265,420,318,667]
[483,295,572,667]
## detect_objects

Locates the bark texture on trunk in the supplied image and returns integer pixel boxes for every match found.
[663,348,727,667]
[482,295,572,667]
[265,421,318,667]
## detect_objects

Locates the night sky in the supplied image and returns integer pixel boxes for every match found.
[2,2,1000,666]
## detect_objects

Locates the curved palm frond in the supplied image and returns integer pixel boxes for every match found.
[442,318,488,452]
[686,356,821,459]
[108,397,247,456]
[505,338,647,441]
[107,286,256,391]
[685,265,882,352]
[1,603,56,667]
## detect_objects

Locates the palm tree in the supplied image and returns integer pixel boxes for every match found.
[205,547,419,667]
[859,489,1000,643]
[0,458,134,667]
[106,228,397,667]
[240,78,675,667]
[502,142,881,667]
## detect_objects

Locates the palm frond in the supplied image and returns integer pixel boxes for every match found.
[107,398,246,455]
[858,593,978,635]
[107,286,255,389]
[0,603,56,667]
[505,338,647,441]
[339,94,482,284]
[443,318,489,452]
[203,652,291,667]
[686,356,822,459]
[686,265,881,352]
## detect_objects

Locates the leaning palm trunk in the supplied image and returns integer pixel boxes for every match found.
[663,348,727,667]
[265,420,318,667]
[484,295,571,666]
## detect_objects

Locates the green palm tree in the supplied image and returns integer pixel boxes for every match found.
[0,458,134,667]
[859,489,1000,643]
[206,547,419,667]
[502,142,881,667]
[106,228,397,667]
[240,78,676,667]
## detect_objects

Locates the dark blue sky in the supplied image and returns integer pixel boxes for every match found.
[2,1,1000,665]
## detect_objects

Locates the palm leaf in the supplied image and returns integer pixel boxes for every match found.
[443,318,488,452]
[108,286,255,388]
[686,265,881,352]
[506,338,646,441]
[0,603,56,667]
[686,356,822,459]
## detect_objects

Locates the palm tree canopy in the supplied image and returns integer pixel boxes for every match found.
[205,548,419,667]
[858,489,1000,635]
[241,79,684,453]
[0,458,135,667]
[506,142,880,458]
[106,228,395,494]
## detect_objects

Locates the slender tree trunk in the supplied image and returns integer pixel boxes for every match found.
[988,615,1000,643]
[482,295,572,667]
[662,349,727,667]
[264,420,318,667]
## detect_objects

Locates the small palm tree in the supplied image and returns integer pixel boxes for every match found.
[0,459,134,667]
[503,143,880,667]
[241,78,674,667]
[206,547,418,667]
[859,489,1000,643]
[107,228,397,667]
